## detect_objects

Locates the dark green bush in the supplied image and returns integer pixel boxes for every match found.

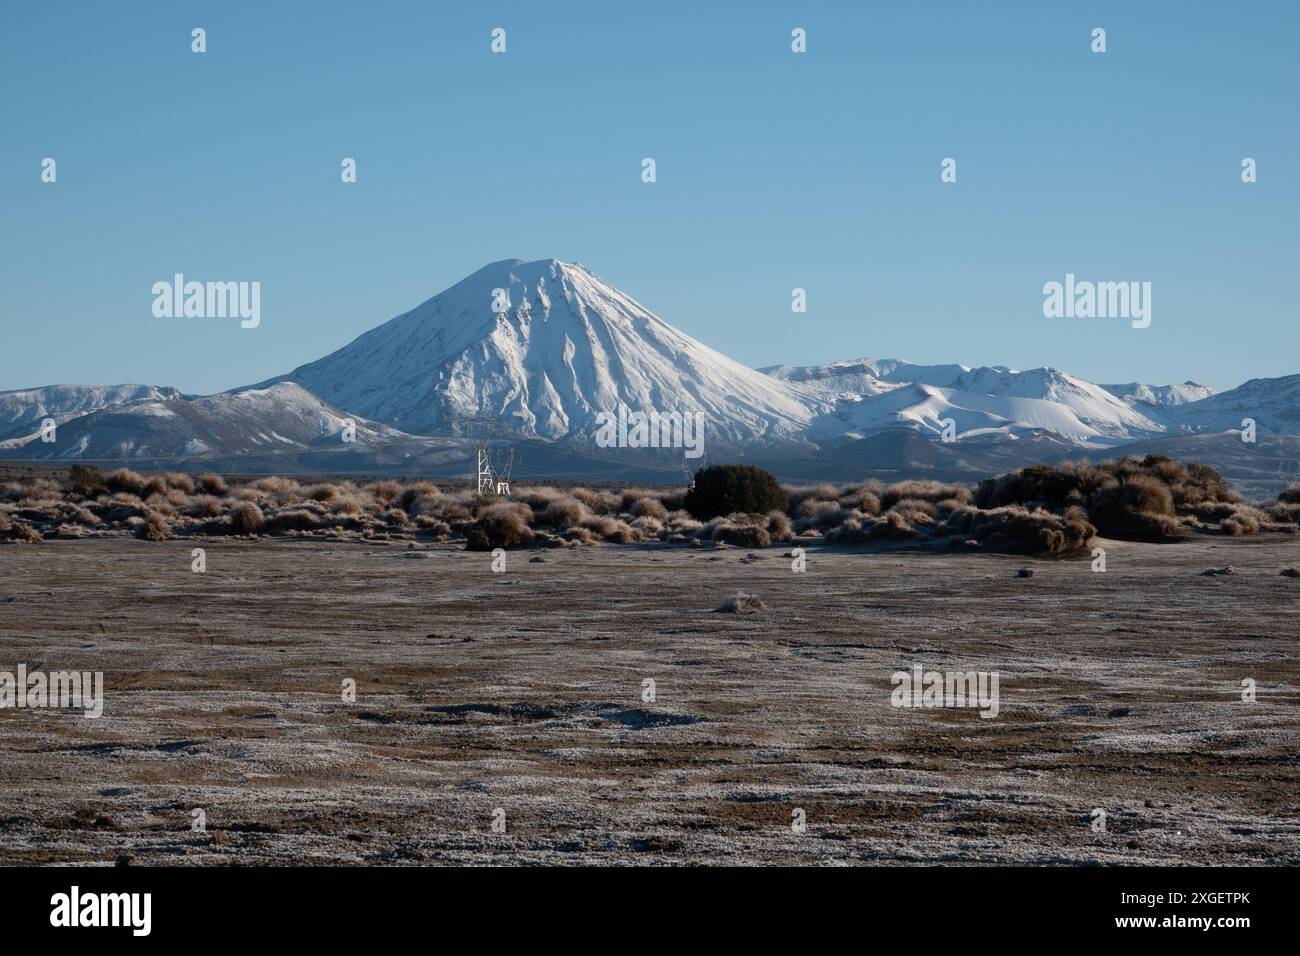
[684,465,787,521]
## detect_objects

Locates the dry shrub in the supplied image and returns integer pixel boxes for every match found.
[330,492,368,516]
[787,484,838,519]
[629,497,668,520]
[1221,506,1268,537]
[265,508,320,532]
[68,464,107,498]
[1,518,43,543]
[515,486,564,511]
[837,509,918,543]
[765,510,793,541]
[888,498,938,525]
[19,478,61,509]
[68,505,99,526]
[577,515,640,542]
[557,525,594,544]
[98,493,148,523]
[803,500,852,530]
[414,515,451,536]
[250,476,302,503]
[466,502,534,550]
[106,468,146,495]
[166,473,195,494]
[968,505,1095,556]
[704,520,771,548]
[1087,475,1184,541]
[136,511,169,541]
[305,483,341,504]
[572,487,622,515]
[1196,501,1238,520]
[187,494,223,518]
[370,480,401,505]
[601,520,640,544]
[1277,484,1300,504]
[398,482,438,513]
[228,501,264,535]
[714,593,766,614]
[880,480,970,510]
[1171,462,1238,507]
[196,473,227,495]
[631,515,664,536]
[538,496,588,528]
[1268,502,1300,523]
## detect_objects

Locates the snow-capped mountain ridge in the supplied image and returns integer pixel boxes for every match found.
[0,383,409,461]
[0,384,184,442]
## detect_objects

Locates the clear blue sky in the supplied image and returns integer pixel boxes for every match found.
[2,0,1296,395]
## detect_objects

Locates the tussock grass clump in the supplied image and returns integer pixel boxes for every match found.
[880,480,970,510]
[68,464,107,498]
[106,468,146,496]
[166,472,195,494]
[537,496,588,528]
[964,505,1096,557]
[370,479,401,505]
[466,502,534,550]
[765,510,793,541]
[824,509,918,544]
[0,516,43,543]
[713,593,766,614]
[1087,475,1186,541]
[701,518,771,548]
[629,496,668,520]
[228,501,264,535]
[398,481,438,513]
[1280,485,1300,505]
[136,511,169,541]
[264,508,321,533]
[195,473,227,495]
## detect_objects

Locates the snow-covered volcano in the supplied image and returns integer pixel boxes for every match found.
[264,258,824,447]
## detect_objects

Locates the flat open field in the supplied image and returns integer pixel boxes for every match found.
[1,534,1298,865]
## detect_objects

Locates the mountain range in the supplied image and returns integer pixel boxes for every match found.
[3,258,1297,493]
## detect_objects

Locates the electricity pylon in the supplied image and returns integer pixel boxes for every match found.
[454,416,517,496]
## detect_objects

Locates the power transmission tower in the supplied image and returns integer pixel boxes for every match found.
[454,416,517,496]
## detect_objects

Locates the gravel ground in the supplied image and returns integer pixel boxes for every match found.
[1,534,1297,865]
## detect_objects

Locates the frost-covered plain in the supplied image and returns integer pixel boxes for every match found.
[1,534,1297,865]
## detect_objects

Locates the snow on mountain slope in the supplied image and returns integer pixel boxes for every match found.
[1164,374,1300,435]
[806,382,1144,446]
[1101,381,1218,409]
[760,360,903,403]
[0,382,409,461]
[768,359,1165,443]
[0,384,183,442]
[264,259,826,446]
